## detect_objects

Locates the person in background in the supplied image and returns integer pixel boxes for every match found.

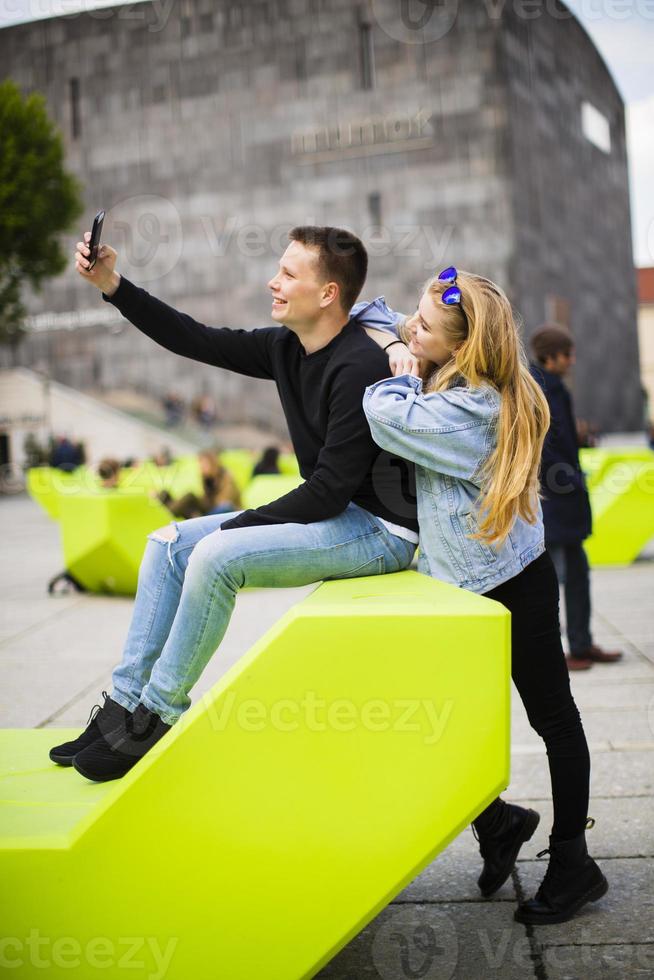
[98,458,121,489]
[49,435,83,472]
[157,450,241,519]
[151,447,173,467]
[529,326,622,671]
[162,390,185,428]
[252,446,281,476]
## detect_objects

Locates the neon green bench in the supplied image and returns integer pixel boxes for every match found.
[118,455,203,499]
[580,447,654,491]
[57,493,174,595]
[26,467,99,520]
[241,473,304,509]
[0,570,509,979]
[584,458,654,566]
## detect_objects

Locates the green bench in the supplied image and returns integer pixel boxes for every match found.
[584,457,654,566]
[0,570,509,979]
[241,473,304,509]
[56,493,174,595]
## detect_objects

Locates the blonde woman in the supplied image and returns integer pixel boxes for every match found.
[353,267,607,925]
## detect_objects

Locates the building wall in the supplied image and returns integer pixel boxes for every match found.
[499,6,641,431]
[638,268,654,424]
[0,0,642,432]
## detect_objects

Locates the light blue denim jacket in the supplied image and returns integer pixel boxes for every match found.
[352,298,545,593]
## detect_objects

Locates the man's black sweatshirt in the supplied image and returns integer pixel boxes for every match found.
[103,277,418,535]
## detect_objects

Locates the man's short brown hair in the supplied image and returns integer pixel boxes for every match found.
[289,226,368,313]
[530,324,575,365]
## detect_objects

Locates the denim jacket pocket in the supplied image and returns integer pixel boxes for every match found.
[451,511,498,569]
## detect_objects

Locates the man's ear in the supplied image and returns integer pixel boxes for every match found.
[320,281,340,309]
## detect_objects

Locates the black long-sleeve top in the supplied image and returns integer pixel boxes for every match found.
[103,277,419,534]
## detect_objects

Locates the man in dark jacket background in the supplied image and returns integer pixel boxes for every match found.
[530,325,622,671]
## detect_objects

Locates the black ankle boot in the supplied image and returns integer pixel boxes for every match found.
[473,800,541,897]
[73,703,171,782]
[514,820,608,924]
[49,692,131,766]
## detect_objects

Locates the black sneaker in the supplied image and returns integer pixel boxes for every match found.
[73,703,171,782]
[49,692,131,766]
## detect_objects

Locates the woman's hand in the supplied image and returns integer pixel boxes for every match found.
[387,342,421,378]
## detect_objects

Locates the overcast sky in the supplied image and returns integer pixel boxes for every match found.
[1,0,652,267]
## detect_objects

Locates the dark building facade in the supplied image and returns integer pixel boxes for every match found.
[0,0,642,432]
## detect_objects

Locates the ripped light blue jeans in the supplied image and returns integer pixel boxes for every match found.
[111,503,416,725]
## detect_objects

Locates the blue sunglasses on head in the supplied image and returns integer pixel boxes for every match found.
[438,266,462,306]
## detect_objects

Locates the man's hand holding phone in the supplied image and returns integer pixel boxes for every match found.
[75,230,120,297]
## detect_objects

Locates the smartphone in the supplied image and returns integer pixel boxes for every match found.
[87,210,105,270]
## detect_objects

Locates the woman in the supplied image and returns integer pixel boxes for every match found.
[352,268,607,925]
[158,450,241,519]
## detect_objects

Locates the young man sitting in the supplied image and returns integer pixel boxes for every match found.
[51,226,418,781]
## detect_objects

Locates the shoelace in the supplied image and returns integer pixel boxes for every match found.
[85,690,109,727]
[535,816,595,860]
[534,817,595,899]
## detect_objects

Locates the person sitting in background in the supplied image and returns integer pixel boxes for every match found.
[152,447,173,467]
[529,325,622,671]
[157,450,241,519]
[252,446,281,476]
[98,458,121,489]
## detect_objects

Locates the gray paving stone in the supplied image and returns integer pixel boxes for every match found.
[516,858,654,946]
[537,944,654,979]
[0,595,83,644]
[397,828,517,903]
[511,708,654,751]
[507,750,654,800]
[514,797,654,859]
[563,682,654,711]
[316,902,535,980]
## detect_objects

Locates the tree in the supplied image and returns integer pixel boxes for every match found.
[0,79,84,351]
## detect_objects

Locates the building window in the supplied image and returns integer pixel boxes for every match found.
[359,14,375,90]
[69,78,81,139]
[581,101,611,154]
[368,191,382,229]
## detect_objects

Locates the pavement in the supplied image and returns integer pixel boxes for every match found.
[1,492,653,980]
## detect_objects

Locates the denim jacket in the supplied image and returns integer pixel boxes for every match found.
[353,298,545,593]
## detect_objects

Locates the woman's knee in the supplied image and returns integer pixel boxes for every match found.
[527,697,585,745]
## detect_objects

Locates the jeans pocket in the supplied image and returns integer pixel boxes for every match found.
[329,554,385,580]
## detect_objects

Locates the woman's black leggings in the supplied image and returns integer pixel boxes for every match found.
[480,550,591,841]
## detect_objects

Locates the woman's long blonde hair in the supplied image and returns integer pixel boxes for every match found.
[401,271,550,547]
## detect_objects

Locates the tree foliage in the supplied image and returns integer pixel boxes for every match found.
[0,79,84,347]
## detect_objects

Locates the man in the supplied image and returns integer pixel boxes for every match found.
[50,226,418,781]
[530,325,621,671]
